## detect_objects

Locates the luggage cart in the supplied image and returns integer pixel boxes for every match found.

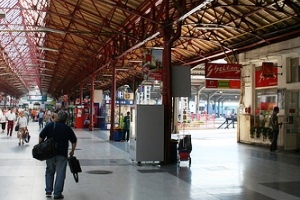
[177,134,192,167]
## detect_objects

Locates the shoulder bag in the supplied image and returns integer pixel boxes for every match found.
[68,156,82,183]
[15,118,20,132]
[25,130,31,143]
[32,123,57,161]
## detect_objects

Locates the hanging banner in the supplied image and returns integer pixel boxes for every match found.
[262,62,274,77]
[255,67,278,87]
[205,63,241,79]
[205,80,241,89]
[142,49,163,80]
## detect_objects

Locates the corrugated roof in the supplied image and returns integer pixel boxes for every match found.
[0,0,299,99]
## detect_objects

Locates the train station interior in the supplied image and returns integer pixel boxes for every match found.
[0,0,300,200]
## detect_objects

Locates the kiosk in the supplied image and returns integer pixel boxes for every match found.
[129,80,164,164]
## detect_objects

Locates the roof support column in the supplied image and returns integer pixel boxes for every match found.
[80,83,83,105]
[162,17,182,163]
[89,75,94,131]
[109,64,117,140]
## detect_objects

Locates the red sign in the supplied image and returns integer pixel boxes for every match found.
[255,67,278,87]
[149,70,162,80]
[206,80,218,88]
[205,63,241,79]
[262,62,274,77]
[205,80,240,89]
[229,80,241,89]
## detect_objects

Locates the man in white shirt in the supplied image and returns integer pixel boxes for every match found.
[6,108,16,136]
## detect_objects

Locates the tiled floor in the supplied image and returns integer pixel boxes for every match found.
[1,122,300,200]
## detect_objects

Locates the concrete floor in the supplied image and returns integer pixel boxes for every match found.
[0,121,300,200]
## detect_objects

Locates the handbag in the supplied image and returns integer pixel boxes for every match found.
[32,123,57,161]
[15,124,19,132]
[15,118,20,131]
[68,156,82,183]
[25,131,31,143]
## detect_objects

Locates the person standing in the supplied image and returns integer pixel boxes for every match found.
[270,106,282,152]
[6,108,16,136]
[39,111,77,199]
[0,109,6,133]
[44,109,52,125]
[38,109,45,130]
[16,111,28,145]
[123,111,130,142]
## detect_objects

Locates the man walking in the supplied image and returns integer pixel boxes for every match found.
[6,108,16,136]
[123,111,130,142]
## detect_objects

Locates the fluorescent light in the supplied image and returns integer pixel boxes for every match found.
[103,74,112,77]
[191,75,205,79]
[194,26,223,30]
[39,59,57,64]
[0,73,10,76]
[116,68,129,71]
[41,74,52,77]
[176,0,214,22]
[37,27,66,34]
[38,46,60,52]
[129,60,142,63]
[26,64,39,67]
[40,68,54,71]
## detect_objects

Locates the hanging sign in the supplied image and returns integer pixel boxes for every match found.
[206,80,240,89]
[142,49,163,80]
[205,63,241,79]
[255,67,277,87]
[262,62,274,77]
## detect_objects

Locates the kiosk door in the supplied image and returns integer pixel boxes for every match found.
[284,91,299,150]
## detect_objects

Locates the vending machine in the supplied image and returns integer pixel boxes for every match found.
[74,106,84,128]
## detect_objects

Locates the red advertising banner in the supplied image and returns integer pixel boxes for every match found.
[229,80,241,89]
[206,80,218,88]
[205,63,241,79]
[205,80,241,89]
[255,67,278,87]
[262,62,274,77]
[148,70,162,80]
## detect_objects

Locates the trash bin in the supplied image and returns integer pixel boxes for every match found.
[171,139,178,163]
[113,128,123,141]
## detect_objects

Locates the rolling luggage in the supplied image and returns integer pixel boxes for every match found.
[68,156,82,183]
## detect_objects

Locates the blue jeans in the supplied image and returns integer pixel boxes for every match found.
[39,118,44,129]
[45,155,67,197]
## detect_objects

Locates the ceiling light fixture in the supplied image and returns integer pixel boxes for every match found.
[41,74,52,77]
[38,46,60,52]
[37,27,66,34]
[39,59,57,64]
[129,60,142,63]
[194,26,223,30]
[176,0,214,22]
[26,64,39,67]
[0,73,10,76]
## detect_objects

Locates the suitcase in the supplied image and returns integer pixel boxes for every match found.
[68,156,82,182]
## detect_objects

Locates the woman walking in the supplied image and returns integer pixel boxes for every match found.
[0,109,6,133]
[17,111,28,145]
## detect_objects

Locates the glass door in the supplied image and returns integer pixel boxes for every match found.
[284,90,300,150]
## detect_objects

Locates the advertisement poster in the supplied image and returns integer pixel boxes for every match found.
[255,67,278,87]
[205,63,241,79]
[142,49,162,80]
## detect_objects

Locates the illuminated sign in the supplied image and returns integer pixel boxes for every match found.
[27,95,47,101]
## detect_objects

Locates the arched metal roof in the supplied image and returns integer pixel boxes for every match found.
[0,0,299,99]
